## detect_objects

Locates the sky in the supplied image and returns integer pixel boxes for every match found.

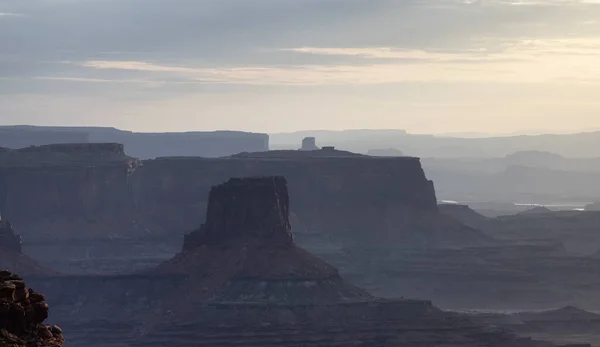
[1,0,600,135]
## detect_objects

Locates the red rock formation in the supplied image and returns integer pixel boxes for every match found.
[0,270,63,347]
[155,176,369,304]
[183,177,293,249]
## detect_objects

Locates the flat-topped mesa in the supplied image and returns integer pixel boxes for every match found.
[183,176,293,250]
[0,143,135,168]
[299,137,319,151]
[0,219,22,253]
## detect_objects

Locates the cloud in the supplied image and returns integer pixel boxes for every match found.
[78,43,600,86]
[0,12,24,17]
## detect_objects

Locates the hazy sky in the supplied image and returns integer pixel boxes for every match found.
[1,0,600,134]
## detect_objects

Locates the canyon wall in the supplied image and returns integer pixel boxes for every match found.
[0,145,480,247]
[131,153,450,246]
[0,144,140,242]
[0,145,486,274]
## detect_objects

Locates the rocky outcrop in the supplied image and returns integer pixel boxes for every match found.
[157,176,370,305]
[183,177,293,250]
[0,270,63,347]
[299,137,319,151]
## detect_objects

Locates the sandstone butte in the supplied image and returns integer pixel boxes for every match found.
[126,176,557,347]
[0,270,63,347]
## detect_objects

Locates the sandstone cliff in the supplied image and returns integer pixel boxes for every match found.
[133,151,488,249]
[0,144,140,242]
[0,270,63,347]
[0,145,490,276]
[1,145,485,249]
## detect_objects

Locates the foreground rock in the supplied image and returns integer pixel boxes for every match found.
[0,270,63,347]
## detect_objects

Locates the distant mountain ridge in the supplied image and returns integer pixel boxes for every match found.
[0,125,268,159]
[270,129,600,158]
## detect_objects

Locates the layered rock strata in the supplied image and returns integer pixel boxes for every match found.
[0,144,140,242]
[0,270,63,347]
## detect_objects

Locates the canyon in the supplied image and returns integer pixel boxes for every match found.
[1,143,485,274]
[26,176,562,347]
[2,143,600,345]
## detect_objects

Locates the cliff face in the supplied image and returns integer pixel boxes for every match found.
[1,146,481,249]
[183,176,293,250]
[133,154,454,247]
[0,144,140,241]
